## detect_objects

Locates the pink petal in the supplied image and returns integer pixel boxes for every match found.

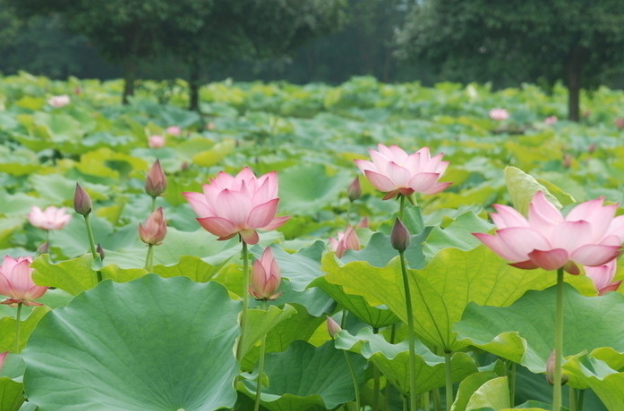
[240,229,260,245]
[364,170,398,192]
[386,162,411,187]
[197,216,238,238]
[497,227,552,260]
[510,260,539,270]
[570,244,621,267]
[248,199,279,228]
[387,145,409,162]
[183,192,212,217]
[407,172,440,192]
[528,192,563,230]
[262,216,290,231]
[354,159,376,174]
[528,249,570,271]
[218,189,252,226]
[599,281,621,295]
[491,204,529,229]
[550,220,593,253]
[606,215,624,241]
[474,233,527,262]
[421,181,452,195]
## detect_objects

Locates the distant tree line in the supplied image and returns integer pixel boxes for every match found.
[2,0,624,120]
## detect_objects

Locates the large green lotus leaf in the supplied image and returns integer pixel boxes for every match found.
[0,218,24,249]
[455,285,624,376]
[264,241,325,291]
[0,378,23,411]
[0,190,47,216]
[192,139,236,167]
[335,328,478,395]
[341,231,429,269]
[423,209,494,259]
[239,340,367,411]
[257,304,326,355]
[311,277,399,328]
[504,166,561,215]
[76,148,147,179]
[564,356,624,411]
[239,305,297,359]
[0,307,49,352]
[31,254,97,295]
[101,256,229,284]
[465,376,510,410]
[23,275,240,411]
[278,163,352,215]
[452,371,501,411]
[323,246,562,351]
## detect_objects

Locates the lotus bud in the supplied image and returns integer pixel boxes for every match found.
[326,317,342,339]
[73,183,92,216]
[145,160,167,198]
[391,218,411,252]
[249,248,281,300]
[546,349,568,385]
[139,208,167,245]
[347,177,361,202]
[0,352,7,373]
[36,242,50,255]
[97,243,105,261]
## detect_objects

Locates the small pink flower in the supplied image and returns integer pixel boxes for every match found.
[326,317,342,338]
[166,126,181,136]
[0,256,47,306]
[48,95,70,108]
[184,167,289,245]
[139,207,167,246]
[145,160,167,198]
[585,260,621,295]
[329,225,361,258]
[27,206,72,230]
[355,144,451,200]
[249,247,281,300]
[148,135,165,148]
[474,191,624,274]
[544,116,558,125]
[489,108,509,121]
[0,352,7,373]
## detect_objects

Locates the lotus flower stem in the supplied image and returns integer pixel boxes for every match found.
[372,326,381,411]
[84,214,102,283]
[151,197,157,213]
[509,361,516,406]
[236,240,250,361]
[385,323,397,411]
[399,248,418,411]
[444,351,453,410]
[144,244,154,272]
[344,349,361,411]
[253,301,268,411]
[15,302,22,353]
[553,267,564,411]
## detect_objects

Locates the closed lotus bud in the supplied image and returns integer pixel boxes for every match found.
[145,160,167,198]
[97,243,105,261]
[139,208,167,245]
[249,248,281,300]
[546,349,568,385]
[36,242,50,254]
[73,183,92,216]
[391,218,411,252]
[347,177,362,202]
[327,317,342,339]
[0,352,7,374]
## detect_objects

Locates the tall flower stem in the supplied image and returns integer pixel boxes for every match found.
[15,302,23,353]
[151,197,157,213]
[236,240,251,361]
[84,214,102,283]
[553,267,565,411]
[253,301,268,411]
[508,361,516,406]
[144,244,154,271]
[344,348,361,411]
[399,248,418,411]
[372,327,381,411]
[444,351,453,410]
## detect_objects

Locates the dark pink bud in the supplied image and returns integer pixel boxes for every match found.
[139,208,167,245]
[326,317,342,338]
[73,183,92,216]
[546,349,568,385]
[347,177,362,202]
[145,160,167,198]
[391,218,410,252]
[97,243,105,261]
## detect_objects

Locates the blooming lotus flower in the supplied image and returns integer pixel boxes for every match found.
[148,135,165,148]
[489,108,509,121]
[184,167,289,245]
[585,260,621,295]
[0,256,47,306]
[166,126,181,136]
[474,191,624,274]
[249,247,281,300]
[139,207,167,245]
[27,206,72,230]
[355,144,451,200]
[329,225,361,258]
[48,95,70,108]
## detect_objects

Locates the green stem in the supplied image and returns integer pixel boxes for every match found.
[399,249,418,411]
[553,268,565,411]
[444,351,453,410]
[577,389,585,411]
[236,240,250,361]
[144,244,154,271]
[344,349,361,411]
[253,301,268,411]
[84,214,102,283]
[15,302,22,353]
[151,196,157,213]
[509,361,516,407]
[399,194,406,220]
[569,387,576,411]
[385,323,397,411]
[432,389,441,411]
[373,326,380,411]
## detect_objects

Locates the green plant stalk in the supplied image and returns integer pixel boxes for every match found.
[553,268,565,411]
[236,240,250,361]
[151,196,157,213]
[84,214,102,283]
[577,389,585,411]
[15,302,22,353]
[344,349,361,411]
[373,327,381,411]
[253,301,268,411]
[144,244,154,271]
[444,351,453,410]
[569,387,576,411]
[385,323,397,411]
[432,389,441,411]
[399,249,418,411]
[509,361,516,406]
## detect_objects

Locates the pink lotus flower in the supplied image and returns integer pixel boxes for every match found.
[139,207,167,246]
[544,116,558,125]
[355,144,451,200]
[166,126,181,136]
[27,206,72,230]
[184,167,289,245]
[145,160,167,198]
[0,256,47,306]
[474,191,624,274]
[148,135,165,148]
[48,95,70,108]
[249,247,281,300]
[326,317,342,338]
[585,260,622,295]
[489,108,509,121]
[329,225,361,258]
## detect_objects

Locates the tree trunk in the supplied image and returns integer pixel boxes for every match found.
[566,48,582,122]
[188,57,201,113]
[122,60,137,105]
